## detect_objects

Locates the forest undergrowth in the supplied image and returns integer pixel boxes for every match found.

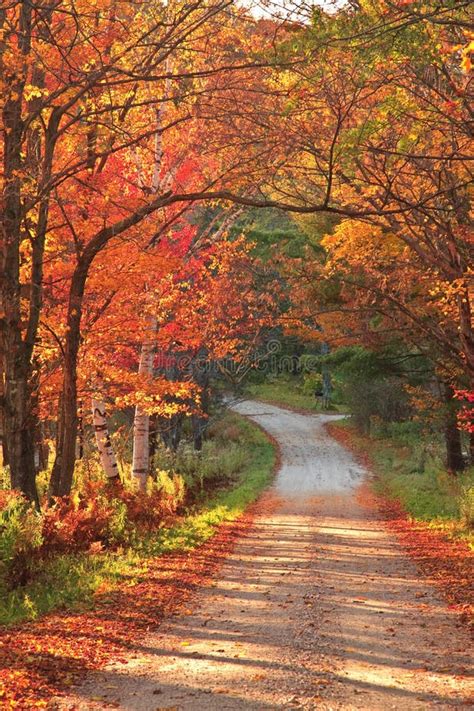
[0,413,275,626]
[327,419,473,628]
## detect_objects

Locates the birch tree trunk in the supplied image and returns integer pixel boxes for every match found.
[92,398,120,480]
[132,316,157,489]
[130,71,170,490]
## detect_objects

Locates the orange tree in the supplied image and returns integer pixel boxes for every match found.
[228,1,472,383]
[260,1,473,465]
[0,0,290,501]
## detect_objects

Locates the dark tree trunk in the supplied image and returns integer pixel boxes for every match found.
[170,415,183,451]
[445,420,464,473]
[30,360,45,473]
[77,400,84,460]
[191,353,209,451]
[321,342,332,409]
[1,430,9,469]
[443,384,464,473]
[149,413,159,473]
[1,312,39,503]
[50,266,87,497]
[37,422,49,471]
[0,0,39,505]
[160,413,183,452]
[50,351,79,497]
[0,362,8,468]
[192,414,203,451]
[1,3,58,505]
[3,369,39,504]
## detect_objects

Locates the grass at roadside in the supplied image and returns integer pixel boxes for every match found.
[246,378,344,413]
[143,415,275,556]
[0,414,275,625]
[327,418,474,545]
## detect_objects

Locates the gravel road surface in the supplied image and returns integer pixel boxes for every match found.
[58,401,473,710]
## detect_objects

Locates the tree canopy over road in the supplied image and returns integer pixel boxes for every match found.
[0,2,473,705]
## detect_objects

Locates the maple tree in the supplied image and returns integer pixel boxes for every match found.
[1,2,473,707]
[1,0,472,492]
[0,0,286,501]
[262,0,473,468]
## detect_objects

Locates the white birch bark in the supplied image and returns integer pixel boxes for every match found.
[132,316,157,489]
[92,398,120,480]
[131,65,172,490]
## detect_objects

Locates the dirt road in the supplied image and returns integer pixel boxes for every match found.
[60,401,473,710]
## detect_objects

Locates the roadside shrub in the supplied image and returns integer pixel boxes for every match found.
[0,491,43,588]
[42,480,126,552]
[459,484,474,530]
[0,465,10,491]
[178,441,248,493]
[343,377,411,433]
[220,423,242,442]
[0,471,187,593]
[105,497,132,545]
[201,442,248,481]
[302,372,323,397]
[0,412,254,602]
[119,471,184,531]
[378,419,423,444]
[42,473,185,551]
